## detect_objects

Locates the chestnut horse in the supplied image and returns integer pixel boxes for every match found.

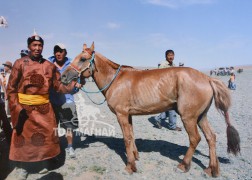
[61,42,240,177]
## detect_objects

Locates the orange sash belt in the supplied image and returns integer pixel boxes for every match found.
[18,93,49,105]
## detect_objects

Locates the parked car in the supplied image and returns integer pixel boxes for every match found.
[237,68,243,73]
[217,67,231,76]
[217,67,225,76]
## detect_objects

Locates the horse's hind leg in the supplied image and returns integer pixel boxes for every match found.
[117,113,137,174]
[129,115,139,160]
[198,116,220,177]
[178,118,201,172]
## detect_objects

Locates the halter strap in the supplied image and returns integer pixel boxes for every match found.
[70,52,95,76]
[69,51,121,105]
[70,63,82,73]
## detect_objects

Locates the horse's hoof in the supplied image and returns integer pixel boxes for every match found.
[177,162,190,173]
[204,167,220,177]
[174,166,184,173]
[125,166,133,174]
[131,165,137,172]
[204,167,212,177]
[125,164,137,174]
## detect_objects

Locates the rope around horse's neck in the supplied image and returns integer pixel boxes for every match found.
[80,65,121,105]
[84,93,107,105]
[81,65,121,93]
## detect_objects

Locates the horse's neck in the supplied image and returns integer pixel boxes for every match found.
[93,53,119,92]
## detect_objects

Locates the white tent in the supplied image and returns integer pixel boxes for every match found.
[0,16,8,28]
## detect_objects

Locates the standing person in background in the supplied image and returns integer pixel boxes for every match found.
[0,92,12,144]
[2,61,12,117]
[48,43,81,158]
[154,50,182,131]
[20,49,29,58]
[0,77,3,99]
[6,34,83,180]
[0,69,5,100]
[228,72,236,90]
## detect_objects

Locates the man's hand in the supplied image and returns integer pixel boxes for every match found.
[75,82,83,89]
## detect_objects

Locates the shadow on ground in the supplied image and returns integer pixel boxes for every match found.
[38,172,64,180]
[79,132,231,172]
[1,130,230,179]
[148,115,230,164]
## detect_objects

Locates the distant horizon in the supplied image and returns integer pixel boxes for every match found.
[133,63,252,70]
[0,60,251,72]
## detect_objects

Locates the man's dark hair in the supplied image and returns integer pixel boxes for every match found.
[165,49,174,58]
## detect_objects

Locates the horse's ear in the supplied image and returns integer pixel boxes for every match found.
[90,42,95,52]
[83,43,87,50]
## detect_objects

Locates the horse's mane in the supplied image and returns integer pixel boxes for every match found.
[95,52,139,71]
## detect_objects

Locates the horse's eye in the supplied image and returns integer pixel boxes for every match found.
[81,58,86,61]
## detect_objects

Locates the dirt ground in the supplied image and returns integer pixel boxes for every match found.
[1,70,252,180]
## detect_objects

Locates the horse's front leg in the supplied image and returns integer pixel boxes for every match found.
[117,113,137,174]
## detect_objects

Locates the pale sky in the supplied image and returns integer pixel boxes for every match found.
[1,0,252,70]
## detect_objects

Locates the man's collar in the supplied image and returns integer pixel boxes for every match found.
[29,55,44,63]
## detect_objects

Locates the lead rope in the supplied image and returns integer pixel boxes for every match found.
[80,65,121,105]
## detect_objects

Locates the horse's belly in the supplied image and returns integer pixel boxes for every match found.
[128,101,174,115]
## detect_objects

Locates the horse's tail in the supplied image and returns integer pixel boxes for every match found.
[209,78,240,156]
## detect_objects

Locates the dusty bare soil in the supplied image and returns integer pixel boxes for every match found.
[1,70,252,180]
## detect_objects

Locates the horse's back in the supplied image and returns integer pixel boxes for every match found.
[121,66,210,84]
[108,66,213,115]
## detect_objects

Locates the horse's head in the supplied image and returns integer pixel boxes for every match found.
[61,42,95,84]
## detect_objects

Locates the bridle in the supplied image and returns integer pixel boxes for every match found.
[68,50,122,105]
[70,51,95,77]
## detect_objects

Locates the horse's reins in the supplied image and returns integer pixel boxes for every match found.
[70,51,121,105]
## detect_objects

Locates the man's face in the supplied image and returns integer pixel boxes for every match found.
[3,66,10,72]
[55,49,66,62]
[166,53,174,64]
[28,41,43,58]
